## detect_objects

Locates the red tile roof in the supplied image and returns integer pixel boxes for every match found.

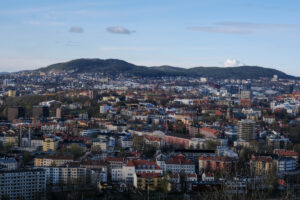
[200,127,218,136]
[251,156,273,162]
[126,160,161,170]
[166,154,194,165]
[137,172,161,178]
[144,135,162,142]
[105,157,124,162]
[274,150,298,157]
[188,173,197,178]
[199,156,237,162]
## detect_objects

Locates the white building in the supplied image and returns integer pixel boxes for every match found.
[111,167,123,182]
[121,138,133,149]
[277,157,297,173]
[165,154,195,174]
[0,157,18,170]
[41,166,90,185]
[122,160,162,185]
[217,146,238,158]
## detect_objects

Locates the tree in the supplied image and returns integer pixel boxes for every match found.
[159,174,169,199]
[0,142,4,155]
[69,143,83,160]
[293,144,300,162]
[263,165,278,194]
[133,135,144,150]
[22,151,33,166]
[206,140,219,150]
[4,142,14,154]
[91,145,101,152]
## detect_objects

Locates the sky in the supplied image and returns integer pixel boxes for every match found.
[0,0,300,75]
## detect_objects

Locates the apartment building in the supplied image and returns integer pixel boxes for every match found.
[0,169,46,200]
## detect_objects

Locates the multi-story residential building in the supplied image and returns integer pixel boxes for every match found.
[34,155,73,167]
[217,146,238,158]
[199,156,238,173]
[199,127,219,138]
[122,160,162,185]
[120,137,133,148]
[144,135,165,147]
[105,157,124,182]
[263,115,276,124]
[155,152,167,172]
[105,157,124,168]
[250,155,273,176]
[174,149,216,163]
[187,173,197,182]
[2,135,19,145]
[92,139,107,150]
[100,104,112,114]
[189,138,206,149]
[0,169,46,200]
[202,172,214,181]
[136,173,163,191]
[80,160,107,183]
[274,149,298,161]
[111,167,123,182]
[165,154,195,174]
[42,137,59,152]
[42,166,90,185]
[31,138,44,149]
[266,135,291,150]
[164,135,190,149]
[277,157,297,173]
[187,124,201,137]
[0,157,18,170]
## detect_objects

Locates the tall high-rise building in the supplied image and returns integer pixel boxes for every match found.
[239,89,252,107]
[238,119,256,142]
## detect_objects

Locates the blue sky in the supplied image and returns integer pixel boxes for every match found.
[0,0,300,75]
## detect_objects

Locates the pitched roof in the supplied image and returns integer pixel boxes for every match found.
[137,172,162,178]
[126,160,161,170]
[166,154,194,165]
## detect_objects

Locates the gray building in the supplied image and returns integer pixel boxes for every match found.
[238,119,256,142]
[0,169,46,200]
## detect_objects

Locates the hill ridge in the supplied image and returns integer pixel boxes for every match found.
[34,58,294,79]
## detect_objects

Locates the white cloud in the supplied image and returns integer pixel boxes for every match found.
[106,26,135,34]
[69,26,84,33]
[223,59,244,67]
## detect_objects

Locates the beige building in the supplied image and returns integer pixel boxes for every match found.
[34,155,73,167]
[42,137,59,152]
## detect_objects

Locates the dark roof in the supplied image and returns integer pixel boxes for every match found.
[175,149,215,154]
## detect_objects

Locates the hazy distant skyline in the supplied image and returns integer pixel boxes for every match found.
[0,0,300,75]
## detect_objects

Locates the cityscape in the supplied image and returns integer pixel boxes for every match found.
[1,1,300,200]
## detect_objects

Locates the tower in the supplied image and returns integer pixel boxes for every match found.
[238,119,255,142]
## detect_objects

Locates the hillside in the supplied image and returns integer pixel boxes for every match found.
[35,58,294,79]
